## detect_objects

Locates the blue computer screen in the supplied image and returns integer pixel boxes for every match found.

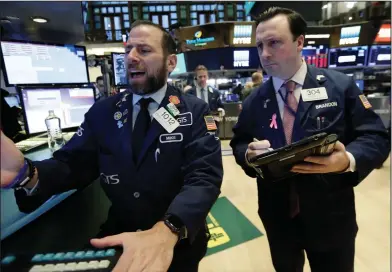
[171,53,187,76]
[368,45,391,67]
[328,46,368,68]
[1,40,89,85]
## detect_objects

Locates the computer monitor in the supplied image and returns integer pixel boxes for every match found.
[368,45,391,67]
[328,46,368,68]
[19,87,96,135]
[1,40,89,86]
[4,95,20,108]
[233,50,250,68]
[170,53,187,76]
[302,45,329,68]
[111,53,127,86]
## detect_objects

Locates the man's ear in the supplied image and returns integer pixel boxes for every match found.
[297,34,305,53]
[167,54,177,73]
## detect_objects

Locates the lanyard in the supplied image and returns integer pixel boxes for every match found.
[278,90,297,117]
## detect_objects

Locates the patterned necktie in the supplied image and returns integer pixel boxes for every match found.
[282,80,298,145]
[282,80,300,218]
[132,98,153,163]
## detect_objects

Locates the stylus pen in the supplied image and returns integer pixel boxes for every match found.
[253,138,273,151]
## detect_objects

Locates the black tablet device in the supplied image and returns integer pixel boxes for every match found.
[249,133,338,181]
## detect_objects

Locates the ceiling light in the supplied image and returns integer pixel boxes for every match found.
[31,16,48,23]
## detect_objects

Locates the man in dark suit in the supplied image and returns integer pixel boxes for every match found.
[187,65,225,117]
[230,7,390,272]
[1,20,223,272]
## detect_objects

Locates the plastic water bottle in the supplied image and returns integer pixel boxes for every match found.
[45,110,65,152]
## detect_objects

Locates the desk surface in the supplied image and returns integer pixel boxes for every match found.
[1,146,111,255]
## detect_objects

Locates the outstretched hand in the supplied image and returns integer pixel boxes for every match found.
[90,222,177,272]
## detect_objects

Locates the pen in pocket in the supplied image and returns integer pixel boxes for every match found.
[317,117,321,130]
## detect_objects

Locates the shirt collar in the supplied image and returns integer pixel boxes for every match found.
[132,84,167,106]
[272,60,308,92]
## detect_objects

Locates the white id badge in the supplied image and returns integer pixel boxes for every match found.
[301,87,328,102]
[153,107,180,133]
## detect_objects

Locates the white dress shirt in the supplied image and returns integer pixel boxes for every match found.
[196,85,210,104]
[132,84,167,129]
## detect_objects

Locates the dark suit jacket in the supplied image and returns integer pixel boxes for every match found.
[15,84,223,263]
[187,86,224,113]
[230,64,390,250]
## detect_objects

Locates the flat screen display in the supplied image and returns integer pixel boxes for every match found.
[375,23,391,44]
[232,25,253,45]
[302,45,329,68]
[1,40,89,86]
[112,52,127,86]
[20,87,96,135]
[233,50,250,68]
[170,53,187,76]
[339,25,361,46]
[328,46,368,68]
[368,45,391,67]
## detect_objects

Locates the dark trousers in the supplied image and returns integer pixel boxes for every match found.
[262,215,355,272]
[91,226,208,272]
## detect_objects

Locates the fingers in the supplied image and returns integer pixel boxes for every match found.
[248,140,271,150]
[291,163,327,173]
[333,141,345,151]
[90,233,125,248]
[303,156,329,165]
[112,251,134,272]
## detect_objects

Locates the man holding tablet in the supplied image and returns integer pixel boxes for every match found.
[231,7,390,272]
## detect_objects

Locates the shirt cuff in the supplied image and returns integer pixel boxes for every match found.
[22,179,40,196]
[345,152,356,172]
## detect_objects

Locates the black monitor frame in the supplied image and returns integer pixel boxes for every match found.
[1,39,90,87]
[17,86,96,137]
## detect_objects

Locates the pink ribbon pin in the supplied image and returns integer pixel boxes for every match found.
[270,113,278,129]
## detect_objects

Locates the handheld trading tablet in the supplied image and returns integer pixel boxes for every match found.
[248,133,338,181]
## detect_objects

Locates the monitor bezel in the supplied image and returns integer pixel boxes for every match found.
[17,86,96,137]
[1,39,90,87]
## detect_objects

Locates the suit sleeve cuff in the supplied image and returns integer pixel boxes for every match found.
[345,151,356,172]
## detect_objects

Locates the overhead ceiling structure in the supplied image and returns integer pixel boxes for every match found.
[0,1,85,44]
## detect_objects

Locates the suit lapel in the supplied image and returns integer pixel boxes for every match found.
[135,86,183,168]
[260,79,286,148]
[111,92,137,171]
[296,65,321,123]
[292,65,325,142]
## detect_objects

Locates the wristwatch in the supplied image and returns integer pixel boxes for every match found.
[162,214,188,241]
[14,158,36,189]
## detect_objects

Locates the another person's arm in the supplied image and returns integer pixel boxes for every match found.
[165,102,223,243]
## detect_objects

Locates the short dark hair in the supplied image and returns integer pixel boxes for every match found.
[255,7,307,40]
[195,65,208,74]
[96,76,103,82]
[130,20,177,56]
